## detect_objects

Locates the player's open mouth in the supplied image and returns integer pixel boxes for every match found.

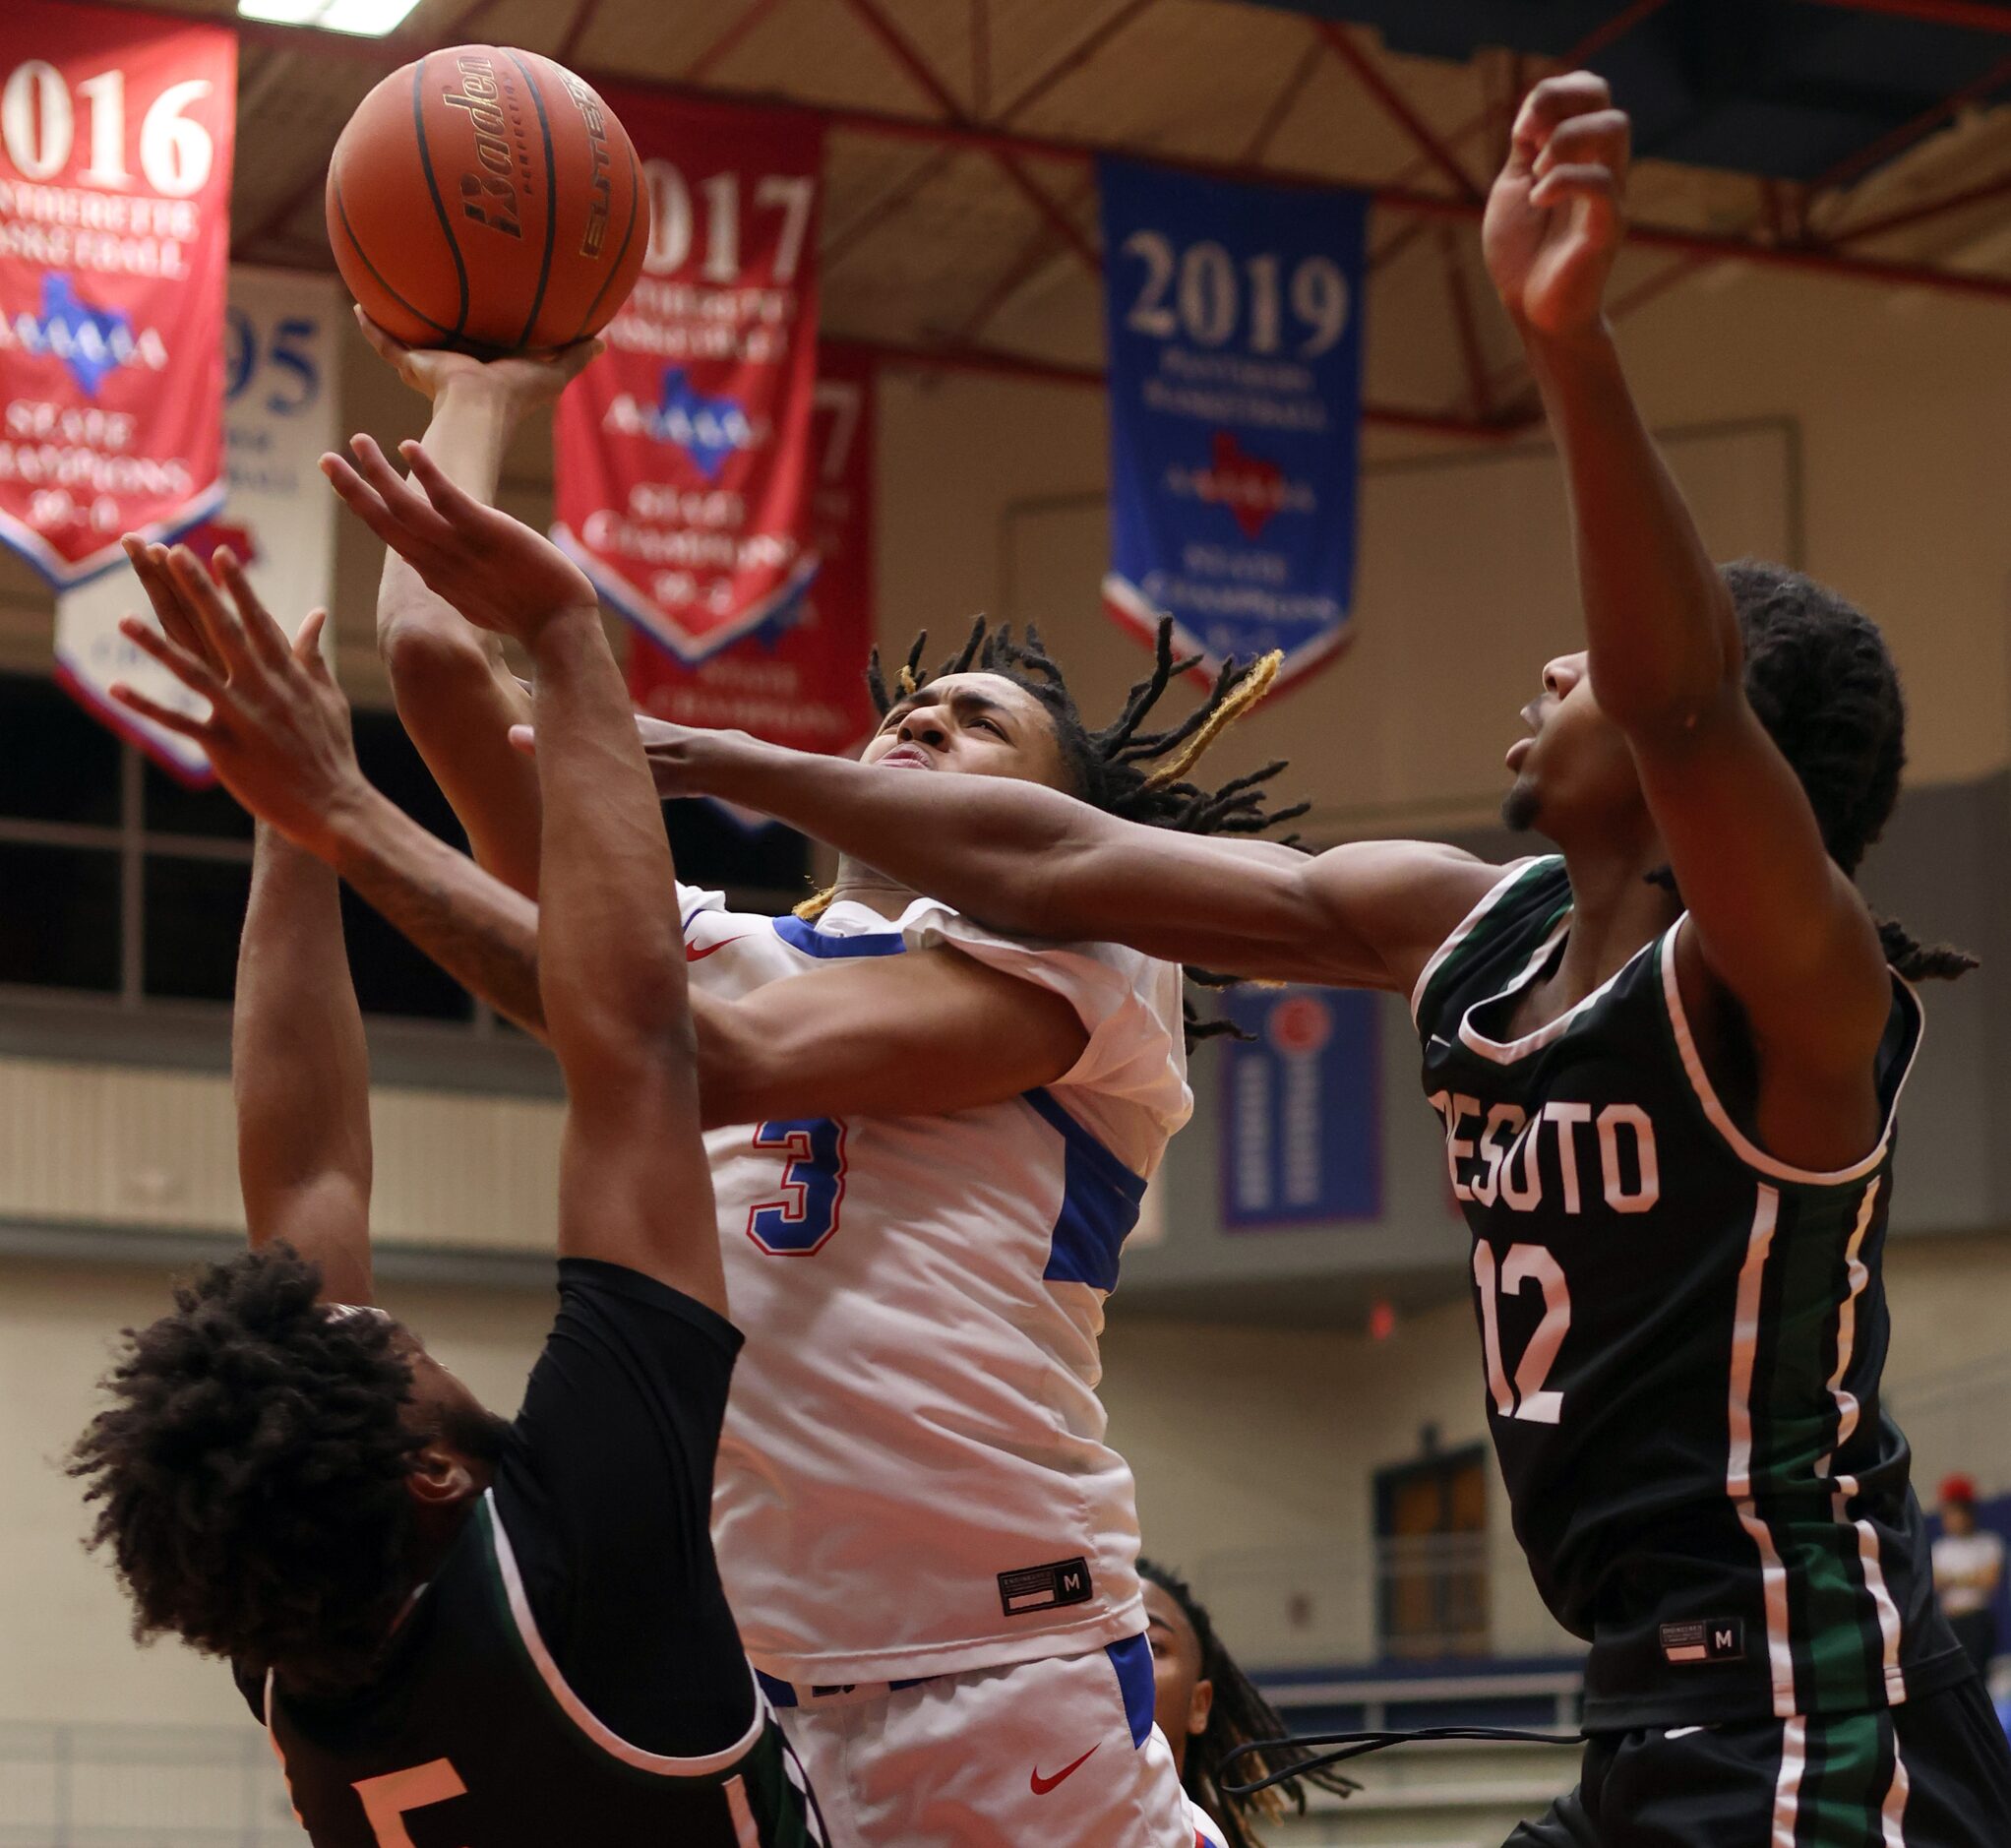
[1505,735,1533,772]
[881,745,934,770]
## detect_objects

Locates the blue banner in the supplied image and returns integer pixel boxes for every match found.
[1099,157,1368,689]
[1220,986,1380,1228]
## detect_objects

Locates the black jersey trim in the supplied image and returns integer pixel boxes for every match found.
[1659,925,1924,1188]
[484,1493,770,1777]
[1409,855,1551,1027]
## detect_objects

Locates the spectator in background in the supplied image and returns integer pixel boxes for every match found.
[1139,1559,1357,1847]
[1933,1474,2004,1675]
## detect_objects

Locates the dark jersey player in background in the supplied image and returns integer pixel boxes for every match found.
[69,538,823,1844]
[625,75,2011,1844]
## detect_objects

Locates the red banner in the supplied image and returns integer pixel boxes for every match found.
[554,92,823,663]
[0,1,235,585]
[628,343,878,766]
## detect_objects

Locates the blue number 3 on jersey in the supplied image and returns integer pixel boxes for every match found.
[746,1119,849,1255]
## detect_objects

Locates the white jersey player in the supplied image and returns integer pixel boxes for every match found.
[315,344,1300,1843]
[681,877,1210,1844]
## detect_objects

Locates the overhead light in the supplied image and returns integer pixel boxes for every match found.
[238,0,423,35]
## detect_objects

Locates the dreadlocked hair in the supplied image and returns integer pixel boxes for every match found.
[1140,1558,1358,1845]
[69,1245,424,1694]
[1645,563,1975,982]
[797,615,1310,1044]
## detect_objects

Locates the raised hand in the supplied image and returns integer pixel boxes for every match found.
[1484,72,1629,339]
[321,432,600,648]
[108,544,368,854]
[353,307,603,410]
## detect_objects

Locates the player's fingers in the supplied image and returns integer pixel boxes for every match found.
[212,548,292,668]
[352,306,406,365]
[1513,72,1615,154]
[123,535,208,658]
[507,722,536,757]
[292,607,331,671]
[117,613,226,705]
[347,433,457,538]
[108,680,210,740]
[1533,110,1631,181]
[165,544,253,674]
[321,453,407,546]
[1528,167,1625,234]
[396,440,486,530]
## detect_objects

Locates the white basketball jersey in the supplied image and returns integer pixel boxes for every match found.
[680,885,1190,1687]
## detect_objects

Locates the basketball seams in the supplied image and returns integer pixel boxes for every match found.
[504,49,561,352]
[568,134,640,346]
[410,54,472,341]
[330,48,642,354]
[332,181,458,340]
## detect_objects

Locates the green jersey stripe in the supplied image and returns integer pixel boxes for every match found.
[1796,1707,1891,1848]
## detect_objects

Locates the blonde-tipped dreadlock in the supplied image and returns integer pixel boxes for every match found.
[819,614,1308,1042]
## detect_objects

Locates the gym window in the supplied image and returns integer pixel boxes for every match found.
[0,671,809,1028]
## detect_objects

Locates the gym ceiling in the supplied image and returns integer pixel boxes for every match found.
[82,0,2011,435]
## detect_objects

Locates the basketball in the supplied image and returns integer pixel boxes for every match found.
[326,46,647,356]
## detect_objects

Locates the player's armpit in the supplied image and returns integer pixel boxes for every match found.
[692,946,1088,1129]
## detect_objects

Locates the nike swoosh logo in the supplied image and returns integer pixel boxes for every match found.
[1030,1744,1100,1796]
[685,937,745,963]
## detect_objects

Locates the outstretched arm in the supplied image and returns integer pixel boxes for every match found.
[527,606,725,1312]
[1489,78,1891,1096]
[352,314,599,897]
[233,826,374,1305]
[629,729,1496,998]
[117,539,373,1303]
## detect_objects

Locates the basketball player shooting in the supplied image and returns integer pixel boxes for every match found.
[72,540,823,1845]
[98,369,1279,1839]
[637,76,2011,1843]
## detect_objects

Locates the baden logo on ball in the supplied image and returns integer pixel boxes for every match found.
[326,44,648,357]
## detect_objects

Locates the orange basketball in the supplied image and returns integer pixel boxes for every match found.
[327,46,647,356]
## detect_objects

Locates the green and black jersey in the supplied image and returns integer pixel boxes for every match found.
[1414,857,1967,1731]
[247,1261,825,1846]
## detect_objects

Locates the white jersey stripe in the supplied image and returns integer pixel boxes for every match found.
[1820,1179,1880,1470]
[487,1495,770,1776]
[1773,1715,1806,1848]
[1858,1516,1908,1704]
[725,1776,762,1848]
[1813,1178,1909,1705]
[1729,1186,1798,1719]
[1882,1728,1911,1847]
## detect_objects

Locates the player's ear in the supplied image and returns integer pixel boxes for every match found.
[1188,1674,1214,1739]
[405,1444,475,1508]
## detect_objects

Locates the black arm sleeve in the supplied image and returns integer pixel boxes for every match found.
[494,1257,754,1757]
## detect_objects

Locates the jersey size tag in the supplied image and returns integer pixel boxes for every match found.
[1659,1619,1745,1665]
[998,1558,1093,1617]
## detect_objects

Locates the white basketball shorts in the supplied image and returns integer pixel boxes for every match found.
[764,1634,1224,1848]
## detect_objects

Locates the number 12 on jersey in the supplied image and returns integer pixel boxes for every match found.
[746,1119,848,1256]
[1474,1243,1570,1426]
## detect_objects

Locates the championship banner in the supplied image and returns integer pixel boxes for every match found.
[56,269,341,783]
[1098,157,1368,691]
[628,343,878,827]
[1220,986,1380,1229]
[554,93,823,664]
[0,1,235,585]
